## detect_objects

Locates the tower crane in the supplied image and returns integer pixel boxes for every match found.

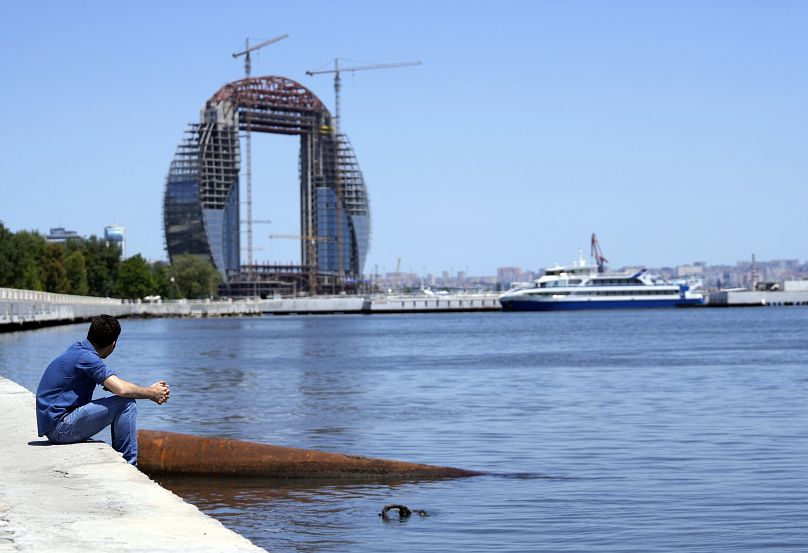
[305,59,422,138]
[305,59,421,289]
[591,233,609,273]
[232,34,288,270]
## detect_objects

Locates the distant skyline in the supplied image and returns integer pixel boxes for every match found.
[2,1,806,275]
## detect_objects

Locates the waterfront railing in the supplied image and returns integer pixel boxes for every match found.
[0,287,123,305]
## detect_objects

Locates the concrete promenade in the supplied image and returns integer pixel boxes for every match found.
[0,287,262,331]
[6,285,808,330]
[0,376,266,553]
[260,292,502,315]
[707,289,808,307]
[0,287,503,331]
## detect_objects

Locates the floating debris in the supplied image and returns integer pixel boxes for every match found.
[379,504,428,520]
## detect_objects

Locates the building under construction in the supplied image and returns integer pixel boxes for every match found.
[163,76,370,296]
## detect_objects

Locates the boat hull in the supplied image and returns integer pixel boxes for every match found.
[500,297,704,311]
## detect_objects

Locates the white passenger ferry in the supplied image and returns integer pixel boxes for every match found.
[498,236,705,311]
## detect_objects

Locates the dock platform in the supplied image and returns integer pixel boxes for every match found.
[0,376,265,553]
[260,293,503,315]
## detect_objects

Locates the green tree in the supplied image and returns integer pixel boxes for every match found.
[0,227,129,296]
[115,254,155,299]
[83,236,120,297]
[172,254,221,299]
[0,222,14,287]
[42,242,70,293]
[65,250,90,296]
[150,261,172,299]
[10,231,46,290]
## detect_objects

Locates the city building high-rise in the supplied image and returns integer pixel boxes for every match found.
[163,75,370,296]
[104,225,125,258]
[46,227,81,243]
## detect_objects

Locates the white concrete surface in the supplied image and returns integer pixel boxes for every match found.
[708,290,808,306]
[784,280,808,292]
[259,293,502,314]
[260,296,367,314]
[0,288,131,327]
[369,293,501,313]
[0,287,503,326]
[0,377,266,553]
[0,287,262,329]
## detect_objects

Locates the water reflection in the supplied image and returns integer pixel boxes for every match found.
[155,475,451,553]
[5,310,808,553]
[111,317,379,450]
[294,317,369,449]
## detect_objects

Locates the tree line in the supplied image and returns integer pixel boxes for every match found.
[0,222,220,299]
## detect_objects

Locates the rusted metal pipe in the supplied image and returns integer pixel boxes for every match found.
[137,429,482,479]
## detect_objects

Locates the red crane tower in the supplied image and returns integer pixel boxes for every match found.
[591,233,609,273]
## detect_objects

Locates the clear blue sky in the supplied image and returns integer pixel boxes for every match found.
[1,1,806,275]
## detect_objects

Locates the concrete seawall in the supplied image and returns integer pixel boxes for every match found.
[1,287,503,331]
[707,289,808,307]
[0,288,131,328]
[7,285,808,328]
[0,287,262,331]
[0,376,266,553]
[260,292,502,315]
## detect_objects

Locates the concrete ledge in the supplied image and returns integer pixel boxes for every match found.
[0,287,263,331]
[369,293,501,313]
[0,287,504,330]
[707,290,808,307]
[0,377,265,553]
[259,293,503,315]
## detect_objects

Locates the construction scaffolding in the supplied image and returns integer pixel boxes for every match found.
[163,76,371,297]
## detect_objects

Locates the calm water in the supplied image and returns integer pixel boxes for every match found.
[2,308,808,552]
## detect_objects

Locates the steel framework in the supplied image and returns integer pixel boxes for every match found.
[163,76,371,296]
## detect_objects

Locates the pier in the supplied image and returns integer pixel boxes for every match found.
[5,285,808,332]
[0,287,262,331]
[707,287,808,307]
[0,376,265,553]
[260,292,502,315]
[0,287,502,330]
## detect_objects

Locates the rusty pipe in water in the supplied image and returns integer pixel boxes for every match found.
[137,430,482,479]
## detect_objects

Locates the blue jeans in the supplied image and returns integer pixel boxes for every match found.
[47,396,138,465]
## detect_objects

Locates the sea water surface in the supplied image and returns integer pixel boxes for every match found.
[2,308,808,552]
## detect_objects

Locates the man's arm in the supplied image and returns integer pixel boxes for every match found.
[103,375,170,405]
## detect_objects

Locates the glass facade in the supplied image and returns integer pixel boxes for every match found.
[315,187,352,273]
[164,76,371,289]
[335,134,371,277]
[163,125,211,262]
[164,117,241,279]
[310,133,372,278]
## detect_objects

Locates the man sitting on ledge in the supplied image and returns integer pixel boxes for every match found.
[35,314,170,465]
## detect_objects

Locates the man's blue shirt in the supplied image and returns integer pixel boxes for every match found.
[36,340,116,436]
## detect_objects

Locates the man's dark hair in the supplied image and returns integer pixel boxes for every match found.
[87,315,121,348]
